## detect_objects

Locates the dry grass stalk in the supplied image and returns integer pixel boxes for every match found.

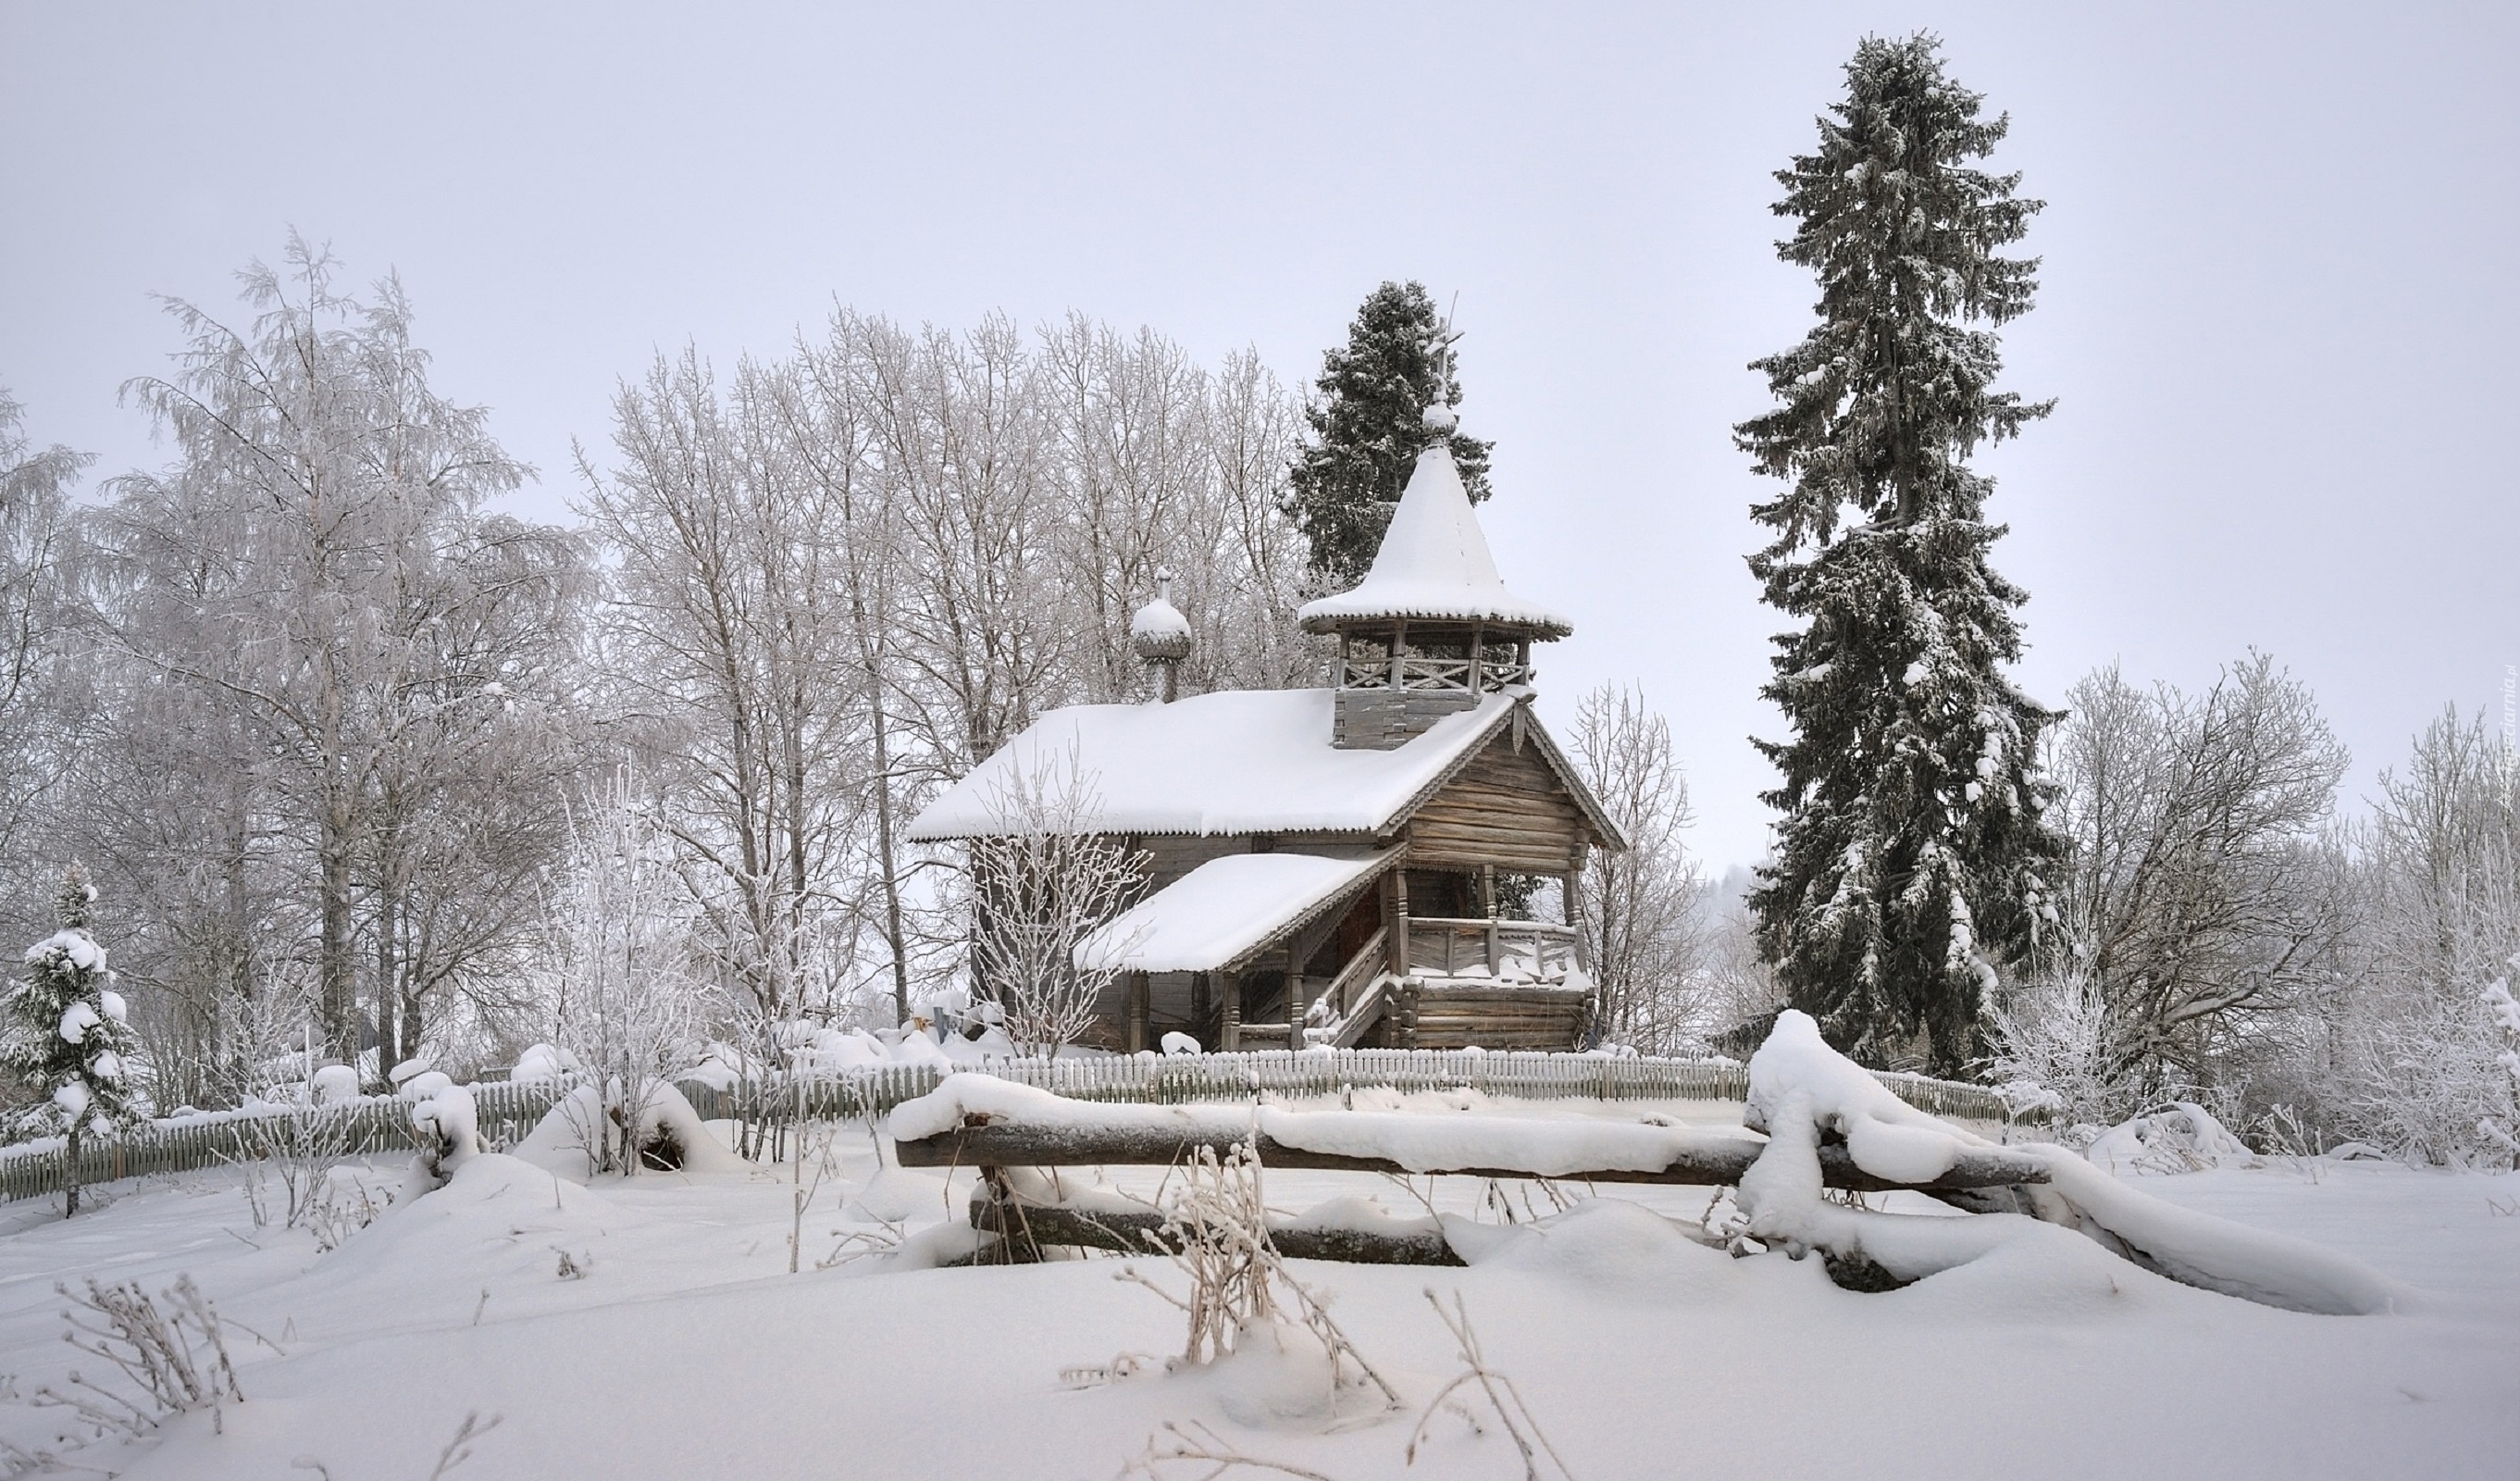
[1407,1288,1575,1481]
[43,1275,246,1437]
[1113,1140,1397,1419]
[1121,1419,1345,1480]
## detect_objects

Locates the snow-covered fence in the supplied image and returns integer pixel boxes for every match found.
[675,1049,2014,1125]
[0,1079,574,1203]
[0,1051,2009,1203]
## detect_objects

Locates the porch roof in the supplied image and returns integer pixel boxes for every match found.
[1074,848,1397,976]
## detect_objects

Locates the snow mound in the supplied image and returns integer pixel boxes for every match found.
[1195,1320,1355,1430]
[1445,1198,1723,1292]
[510,1042,581,1081]
[514,1082,747,1179]
[2084,1102,2261,1174]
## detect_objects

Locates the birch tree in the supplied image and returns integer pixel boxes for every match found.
[579,348,866,1030]
[0,389,86,891]
[95,238,572,1075]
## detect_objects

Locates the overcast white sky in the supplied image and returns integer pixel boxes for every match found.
[4,2,2514,869]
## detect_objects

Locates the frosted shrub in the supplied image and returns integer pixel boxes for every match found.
[1985,949,2154,1128]
[971,751,1144,1059]
[543,771,702,1176]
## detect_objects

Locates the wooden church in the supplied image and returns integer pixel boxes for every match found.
[908,405,1625,1052]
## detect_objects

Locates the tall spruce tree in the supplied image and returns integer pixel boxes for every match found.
[1285,281,1494,586]
[4,864,143,1215]
[1736,33,2066,1075]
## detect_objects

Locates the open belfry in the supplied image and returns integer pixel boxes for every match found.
[909,405,1625,1052]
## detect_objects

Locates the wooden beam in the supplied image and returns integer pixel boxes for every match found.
[895,1122,2053,1195]
[971,1197,1464,1265]
[1386,871,1409,975]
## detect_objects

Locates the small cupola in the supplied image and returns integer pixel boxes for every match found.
[1130,568,1194,703]
[1296,405,1571,749]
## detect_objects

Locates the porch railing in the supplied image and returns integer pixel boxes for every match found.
[1405,915,1580,980]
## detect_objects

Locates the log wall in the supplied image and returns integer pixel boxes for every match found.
[1407,737,1589,873]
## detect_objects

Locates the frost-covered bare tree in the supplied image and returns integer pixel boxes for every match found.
[542,768,701,1176]
[90,238,582,1078]
[786,320,970,1027]
[578,348,865,1031]
[1984,913,2155,1126]
[2037,653,2353,1097]
[1568,683,1708,1053]
[856,314,1071,772]
[967,752,1143,1057]
[0,388,86,891]
[2295,709,2520,1163]
[580,312,1313,1042]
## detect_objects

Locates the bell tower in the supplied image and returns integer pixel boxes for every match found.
[1297,404,1572,750]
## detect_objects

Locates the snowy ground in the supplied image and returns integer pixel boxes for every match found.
[0,1094,2511,1480]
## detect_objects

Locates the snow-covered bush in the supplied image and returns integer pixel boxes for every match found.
[515,1080,742,1179]
[540,771,704,1176]
[1985,941,2156,1127]
[2082,1101,2261,1175]
[410,1081,483,1183]
[2,865,145,1215]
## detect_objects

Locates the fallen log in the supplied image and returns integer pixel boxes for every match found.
[892,1117,2050,1195]
[973,1197,1465,1265]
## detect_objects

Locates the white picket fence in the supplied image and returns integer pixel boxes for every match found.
[0,1049,2015,1203]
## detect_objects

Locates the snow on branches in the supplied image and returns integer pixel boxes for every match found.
[3,864,144,1215]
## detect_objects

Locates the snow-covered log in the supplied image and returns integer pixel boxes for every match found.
[1736,1011,2411,1315]
[888,1075,2048,1191]
[968,1195,1464,1266]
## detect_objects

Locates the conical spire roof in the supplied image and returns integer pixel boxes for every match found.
[1296,436,1572,639]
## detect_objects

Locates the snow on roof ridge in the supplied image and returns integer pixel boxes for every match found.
[905,688,1517,840]
[1297,442,1572,638]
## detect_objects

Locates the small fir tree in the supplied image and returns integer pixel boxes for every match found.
[4,863,144,1215]
[1735,33,2067,1076]
[1285,280,1494,586]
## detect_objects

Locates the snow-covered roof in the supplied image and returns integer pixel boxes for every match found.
[1074,849,1395,974]
[907,688,1518,840]
[1296,442,1572,638]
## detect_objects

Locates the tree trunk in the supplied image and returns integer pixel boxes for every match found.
[62,1123,81,1218]
[867,672,912,1027]
[375,872,400,1076]
[320,784,358,1070]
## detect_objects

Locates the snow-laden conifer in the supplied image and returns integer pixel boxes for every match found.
[1285,280,1492,586]
[1735,33,2066,1074]
[5,863,145,1215]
